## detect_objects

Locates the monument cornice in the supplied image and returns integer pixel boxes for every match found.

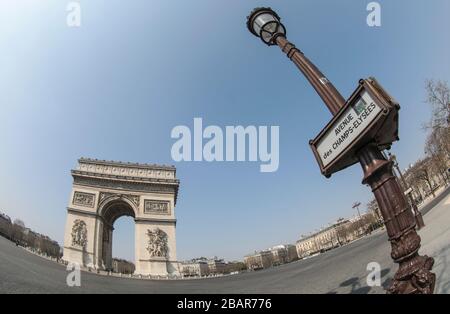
[78,158,176,171]
[71,170,180,185]
[135,218,177,225]
[67,207,98,218]
[72,173,179,204]
[67,207,117,229]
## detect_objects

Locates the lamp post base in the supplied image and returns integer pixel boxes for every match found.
[387,249,435,294]
[357,143,435,294]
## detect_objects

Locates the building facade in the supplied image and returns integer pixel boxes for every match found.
[112,258,136,274]
[270,245,288,265]
[244,250,274,270]
[0,212,12,239]
[295,215,381,259]
[296,223,344,259]
[180,260,209,277]
[180,257,229,277]
[207,258,227,275]
[285,244,299,263]
[245,244,299,270]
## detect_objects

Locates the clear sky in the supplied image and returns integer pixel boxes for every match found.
[0,0,449,262]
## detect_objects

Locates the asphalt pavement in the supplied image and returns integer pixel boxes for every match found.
[1,187,449,294]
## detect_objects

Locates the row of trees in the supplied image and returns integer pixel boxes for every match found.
[226,261,247,273]
[0,212,62,259]
[404,80,450,200]
[334,213,382,245]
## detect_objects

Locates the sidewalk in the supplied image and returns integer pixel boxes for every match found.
[419,184,450,215]
[417,187,450,294]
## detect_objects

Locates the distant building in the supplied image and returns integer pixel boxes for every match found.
[181,259,209,277]
[0,212,12,239]
[207,258,227,275]
[295,215,381,259]
[180,257,228,277]
[285,244,299,262]
[112,259,135,274]
[270,245,288,265]
[269,244,298,265]
[296,235,317,259]
[244,250,273,270]
[296,222,345,259]
[245,243,299,270]
[226,261,247,273]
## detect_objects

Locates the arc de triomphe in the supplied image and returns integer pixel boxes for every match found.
[63,158,180,276]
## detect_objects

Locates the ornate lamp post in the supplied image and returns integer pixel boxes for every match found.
[247,7,435,294]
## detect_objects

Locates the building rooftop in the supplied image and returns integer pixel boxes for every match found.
[182,259,208,264]
[72,158,179,189]
[0,212,11,222]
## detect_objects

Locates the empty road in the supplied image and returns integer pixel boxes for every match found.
[1,188,449,294]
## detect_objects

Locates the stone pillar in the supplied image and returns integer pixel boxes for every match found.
[134,221,178,276]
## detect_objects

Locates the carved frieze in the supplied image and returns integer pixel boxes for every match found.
[99,192,113,204]
[147,228,168,258]
[73,191,95,208]
[126,195,140,208]
[144,200,170,215]
[77,162,175,180]
[73,176,176,194]
[71,219,87,248]
[99,192,140,208]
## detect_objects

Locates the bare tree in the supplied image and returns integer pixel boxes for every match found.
[425,79,450,130]
[11,223,25,245]
[411,158,437,197]
[425,127,450,183]
[13,219,25,229]
[335,224,349,244]
[227,261,247,273]
[367,199,382,221]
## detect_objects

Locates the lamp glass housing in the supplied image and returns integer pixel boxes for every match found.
[252,13,278,35]
[248,8,286,45]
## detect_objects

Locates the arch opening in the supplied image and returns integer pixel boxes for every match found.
[99,200,136,272]
[111,216,135,274]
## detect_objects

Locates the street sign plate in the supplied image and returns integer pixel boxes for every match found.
[310,78,400,177]
[316,90,383,168]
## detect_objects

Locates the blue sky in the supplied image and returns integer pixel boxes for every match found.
[0,0,449,262]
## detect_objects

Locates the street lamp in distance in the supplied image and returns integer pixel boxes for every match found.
[352,202,362,218]
[388,153,425,229]
[352,202,363,235]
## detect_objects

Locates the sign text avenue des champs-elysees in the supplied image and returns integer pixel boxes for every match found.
[310,78,400,177]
